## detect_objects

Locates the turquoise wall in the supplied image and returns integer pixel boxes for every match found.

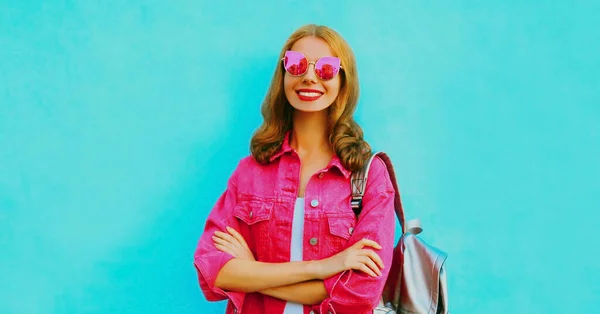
[1,1,598,313]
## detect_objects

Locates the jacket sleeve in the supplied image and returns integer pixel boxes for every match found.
[193,164,245,311]
[315,156,397,314]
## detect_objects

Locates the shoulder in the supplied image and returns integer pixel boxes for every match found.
[230,154,274,181]
[236,154,261,170]
[364,154,395,198]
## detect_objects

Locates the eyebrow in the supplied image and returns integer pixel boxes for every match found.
[289,51,338,61]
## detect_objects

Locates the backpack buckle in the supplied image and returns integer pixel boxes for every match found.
[351,196,363,216]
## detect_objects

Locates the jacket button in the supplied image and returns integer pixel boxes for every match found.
[249,211,253,219]
[310,237,318,245]
[349,227,354,235]
[318,173,324,178]
[233,309,238,314]
[309,311,315,314]
[310,199,319,207]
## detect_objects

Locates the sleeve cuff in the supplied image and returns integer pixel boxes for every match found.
[194,255,245,311]
[316,270,353,314]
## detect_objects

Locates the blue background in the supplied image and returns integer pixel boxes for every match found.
[1,1,599,313]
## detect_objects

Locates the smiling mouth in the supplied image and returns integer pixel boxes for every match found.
[296,91,323,101]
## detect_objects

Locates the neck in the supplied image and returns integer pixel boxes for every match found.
[289,110,332,157]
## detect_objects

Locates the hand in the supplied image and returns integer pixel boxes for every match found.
[315,238,384,279]
[213,226,255,261]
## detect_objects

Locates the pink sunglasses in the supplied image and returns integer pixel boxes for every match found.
[281,50,342,81]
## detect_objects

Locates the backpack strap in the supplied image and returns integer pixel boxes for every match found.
[351,152,407,233]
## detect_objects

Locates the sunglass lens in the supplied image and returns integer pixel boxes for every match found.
[315,57,340,80]
[284,51,308,76]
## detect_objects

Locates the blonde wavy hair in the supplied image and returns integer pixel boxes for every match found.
[250,24,371,171]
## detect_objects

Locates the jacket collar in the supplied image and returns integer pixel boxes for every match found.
[269,131,351,179]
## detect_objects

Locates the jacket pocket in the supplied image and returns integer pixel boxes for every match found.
[325,213,356,254]
[233,199,274,260]
[233,200,273,225]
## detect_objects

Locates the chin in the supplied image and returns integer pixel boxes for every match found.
[289,95,334,113]
[290,102,330,113]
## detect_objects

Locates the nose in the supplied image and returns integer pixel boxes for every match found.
[302,62,318,83]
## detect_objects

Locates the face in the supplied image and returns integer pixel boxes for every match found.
[283,36,342,113]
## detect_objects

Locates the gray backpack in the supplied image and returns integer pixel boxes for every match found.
[351,152,449,314]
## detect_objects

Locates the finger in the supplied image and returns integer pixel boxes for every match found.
[214,231,238,245]
[214,240,247,260]
[214,243,236,256]
[357,263,378,277]
[355,238,382,250]
[226,227,250,250]
[362,249,385,270]
[359,256,382,276]
[214,233,249,256]
[219,230,246,251]
[212,235,235,248]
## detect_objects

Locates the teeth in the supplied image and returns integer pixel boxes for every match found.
[298,92,322,97]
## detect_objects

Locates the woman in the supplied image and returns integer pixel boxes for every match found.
[193,24,396,314]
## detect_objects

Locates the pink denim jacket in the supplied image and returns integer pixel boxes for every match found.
[193,133,396,314]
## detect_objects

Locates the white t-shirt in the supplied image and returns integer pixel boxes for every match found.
[283,198,305,314]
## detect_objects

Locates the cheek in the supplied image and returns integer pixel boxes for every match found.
[283,75,298,102]
[283,74,297,92]
[325,79,341,97]
[283,74,289,88]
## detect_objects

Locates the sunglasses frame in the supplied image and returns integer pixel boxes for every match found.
[281,50,343,81]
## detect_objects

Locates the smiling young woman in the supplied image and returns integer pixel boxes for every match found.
[193,24,396,314]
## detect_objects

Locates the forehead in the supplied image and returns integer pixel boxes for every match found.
[289,36,336,61]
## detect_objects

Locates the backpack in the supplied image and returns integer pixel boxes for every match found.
[351,152,449,314]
